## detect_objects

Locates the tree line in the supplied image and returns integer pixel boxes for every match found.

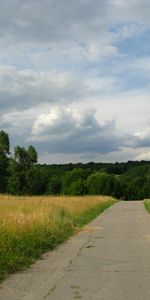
[0,130,150,200]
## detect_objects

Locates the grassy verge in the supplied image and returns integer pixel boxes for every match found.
[0,195,117,282]
[144,199,150,213]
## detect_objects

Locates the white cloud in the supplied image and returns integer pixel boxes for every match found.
[32,106,76,136]
[134,126,150,139]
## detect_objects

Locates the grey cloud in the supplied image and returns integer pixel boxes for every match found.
[0,0,150,47]
[133,137,150,149]
[0,65,86,111]
[136,139,150,148]
[131,123,150,149]
[29,107,126,154]
[0,0,108,45]
[0,0,149,74]
[0,109,38,148]
[30,106,150,157]
[1,105,149,161]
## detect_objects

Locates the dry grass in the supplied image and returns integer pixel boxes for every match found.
[0,195,114,227]
[0,195,117,281]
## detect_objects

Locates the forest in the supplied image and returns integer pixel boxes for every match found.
[0,130,150,200]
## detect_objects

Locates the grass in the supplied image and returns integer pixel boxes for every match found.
[144,199,150,213]
[0,195,117,282]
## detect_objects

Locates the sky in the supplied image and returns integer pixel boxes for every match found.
[0,0,150,164]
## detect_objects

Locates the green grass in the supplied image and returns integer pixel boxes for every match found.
[144,199,150,213]
[0,195,117,282]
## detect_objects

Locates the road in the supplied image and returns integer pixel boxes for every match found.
[1,201,150,300]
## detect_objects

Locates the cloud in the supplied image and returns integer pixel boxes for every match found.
[31,106,76,136]
[1,1,150,40]
[30,106,127,154]
[0,65,86,111]
[0,0,149,68]
[135,150,150,161]
[134,124,150,148]
[0,62,125,115]
[1,102,150,162]
[0,0,150,163]
[0,0,150,47]
[0,1,109,45]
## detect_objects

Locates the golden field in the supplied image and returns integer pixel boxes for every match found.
[0,195,117,281]
[0,195,115,228]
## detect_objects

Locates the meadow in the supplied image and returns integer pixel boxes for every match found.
[0,195,117,282]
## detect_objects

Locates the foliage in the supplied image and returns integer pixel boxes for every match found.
[0,131,10,193]
[47,175,62,195]
[14,145,37,167]
[62,168,87,195]
[0,130,10,154]
[87,172,115,195]
[0,130,150,199]
[27,145,38,165]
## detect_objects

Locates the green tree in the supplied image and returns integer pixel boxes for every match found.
[0,130,10,192]
[8,144,38,195]
[27,145,38,165]
[14,146,28,166]
[25,166,47,195]
[0,130,10,154]
[125,177,145,200]
[47,175,62,195]
[68,178,87,195]
[62,168,87,195]
[7,159,21,195]
[87,172,116,196]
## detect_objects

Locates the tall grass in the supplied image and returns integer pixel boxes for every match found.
[0,195,117,282]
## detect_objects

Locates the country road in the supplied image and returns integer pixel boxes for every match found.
[1,201,150,300]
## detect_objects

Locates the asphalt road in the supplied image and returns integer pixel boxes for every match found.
[1,201,150,300]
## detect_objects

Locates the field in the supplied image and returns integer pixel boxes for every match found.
[0,195,117,282]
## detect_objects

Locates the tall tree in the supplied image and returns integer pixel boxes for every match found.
[27,145,38,165]
[0,130,10,192]
[14,146,28,166]
[8,144,38,194]
[0,130,10,155]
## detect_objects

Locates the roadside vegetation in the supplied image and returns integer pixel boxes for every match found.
[0,195,117,282]
[144,199,150,213]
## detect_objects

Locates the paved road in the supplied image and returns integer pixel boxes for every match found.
[1,201,150,300]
